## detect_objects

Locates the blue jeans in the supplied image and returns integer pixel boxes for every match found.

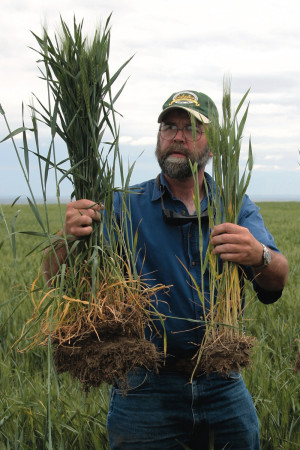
[106,368,260,449]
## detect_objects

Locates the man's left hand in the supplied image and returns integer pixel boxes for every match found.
[210,223,264,267]
[210,222,288,291]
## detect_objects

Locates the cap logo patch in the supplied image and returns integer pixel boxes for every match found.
[169,91,200,107]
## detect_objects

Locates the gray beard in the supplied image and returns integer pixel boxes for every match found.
[155,141,211,179]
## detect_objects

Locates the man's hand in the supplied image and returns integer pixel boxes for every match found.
[43,199,104,282]
[64,199,104,239]
[210,222,288,291]
[210,223,263,267]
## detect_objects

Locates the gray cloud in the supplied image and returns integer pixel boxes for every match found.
[1,0,300,200]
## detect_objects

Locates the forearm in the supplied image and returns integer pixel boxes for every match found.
[252,249,289,292]
[43,235,69,283]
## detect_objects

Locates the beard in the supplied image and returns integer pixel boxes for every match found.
[155,140,211,179]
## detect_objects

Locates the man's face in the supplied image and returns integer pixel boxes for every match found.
[155,109,212,179]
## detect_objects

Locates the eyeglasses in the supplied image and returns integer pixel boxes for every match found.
[160,123,204,142]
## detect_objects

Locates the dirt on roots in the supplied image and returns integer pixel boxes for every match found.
[53,327,161,391]
[53,329,257,389]
[199,333,257,375]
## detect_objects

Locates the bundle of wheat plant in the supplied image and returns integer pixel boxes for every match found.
[190,77,256,377]
[1,15,166,391]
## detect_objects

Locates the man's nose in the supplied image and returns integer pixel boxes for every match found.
[173,127,185,141]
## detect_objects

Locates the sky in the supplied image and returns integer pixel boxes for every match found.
[0,0,300,202]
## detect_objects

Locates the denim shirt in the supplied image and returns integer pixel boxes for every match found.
[114,172,282,358]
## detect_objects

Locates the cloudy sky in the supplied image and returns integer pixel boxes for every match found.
[1,0,299,202]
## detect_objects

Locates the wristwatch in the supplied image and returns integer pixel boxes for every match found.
[253,243,271,270]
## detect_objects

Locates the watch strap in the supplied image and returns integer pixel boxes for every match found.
[253,243,271,271]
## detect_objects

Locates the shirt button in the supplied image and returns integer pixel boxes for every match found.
[192,261,196,266]
[181,210,186,215]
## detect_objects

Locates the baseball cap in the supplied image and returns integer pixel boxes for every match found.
[157,90,218,124]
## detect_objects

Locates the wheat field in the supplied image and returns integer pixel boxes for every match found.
[0,201,299,449]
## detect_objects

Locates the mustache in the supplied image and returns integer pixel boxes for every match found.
[164,144,190,158]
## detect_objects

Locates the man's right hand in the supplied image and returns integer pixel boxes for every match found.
[64,199,104,239]
[43,199,104,282]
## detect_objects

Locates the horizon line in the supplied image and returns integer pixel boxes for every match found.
[1,195,299,205]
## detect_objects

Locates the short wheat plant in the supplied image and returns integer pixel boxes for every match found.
[191,77,256,376]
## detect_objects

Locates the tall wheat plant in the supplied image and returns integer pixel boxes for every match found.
[1,16,166,391]
[191,77,256,377]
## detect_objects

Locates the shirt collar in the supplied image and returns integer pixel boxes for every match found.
[151,173,168,202]
[151,172,213,203]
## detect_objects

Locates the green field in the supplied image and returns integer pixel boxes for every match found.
[0,202,299,449]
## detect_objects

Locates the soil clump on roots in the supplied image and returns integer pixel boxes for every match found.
[199,333,256,375]
[53,319,161,391]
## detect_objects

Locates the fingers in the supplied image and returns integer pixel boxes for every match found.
[210,223,261,265]
[68,199,104,217]
[211,224,247,247]
[68,199,103,211]
[64,199,104,238]
[211,223,243,238]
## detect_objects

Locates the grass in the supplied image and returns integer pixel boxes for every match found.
[243,201,300,449]
[1,201,299,449]
[0,203,110,449]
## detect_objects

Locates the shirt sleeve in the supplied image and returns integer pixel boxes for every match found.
[238,195,283,304]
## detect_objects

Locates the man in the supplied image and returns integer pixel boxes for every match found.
[45,90,288,449]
